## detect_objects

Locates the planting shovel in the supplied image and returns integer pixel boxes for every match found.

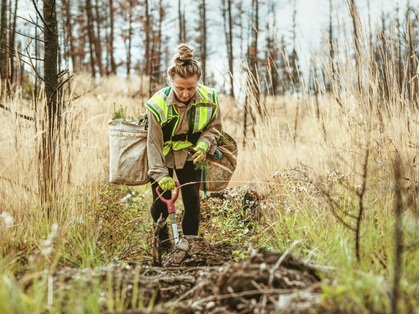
[156,182,181,245]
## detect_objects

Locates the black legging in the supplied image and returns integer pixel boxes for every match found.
[150,161,202,237]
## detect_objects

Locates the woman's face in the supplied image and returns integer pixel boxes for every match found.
[172,75,198,103]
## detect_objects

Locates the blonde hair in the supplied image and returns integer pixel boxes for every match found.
[167,43,202,83]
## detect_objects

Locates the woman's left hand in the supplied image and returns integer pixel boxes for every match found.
[192,142,208,164]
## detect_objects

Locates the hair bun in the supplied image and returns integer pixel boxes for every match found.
[175,43,194,66]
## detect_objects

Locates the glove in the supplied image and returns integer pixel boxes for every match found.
[192,142,208,164]
[158,176,176,190]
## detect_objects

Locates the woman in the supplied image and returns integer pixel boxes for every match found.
[145,43,222,254]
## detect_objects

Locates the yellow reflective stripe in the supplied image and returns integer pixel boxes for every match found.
[147,88,179,125]
[192,85,219,132]
[171,106,179,136]
[200,85,209,103]
[148,99,166,123]
[205,106,212,126]
[158,90,168,103]
[199,106,207,131]
[197,106,211,132]
[194,105,201,133]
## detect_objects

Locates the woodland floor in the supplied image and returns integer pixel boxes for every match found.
[16,184,359,314]
[20,237,349,314]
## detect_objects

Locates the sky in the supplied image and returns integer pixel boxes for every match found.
[16,0,419,90]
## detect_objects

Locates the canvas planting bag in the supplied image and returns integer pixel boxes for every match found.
[200,131,238,192]
[109,119,149,185]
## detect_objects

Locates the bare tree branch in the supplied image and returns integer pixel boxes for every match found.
[0,40,43,60]
[0,23,45,43]
[0,47,32,69]
[0,104,34,121]
[72,83,103,101]
[28,14,44,32]
[57,69,69,78]
[9,11,43,30]
[30,0,52,33]
[355,146,369,263]
[25,46,44,81]
[290,168,356,231]
[0,175,36,193]
[50,75,74,98]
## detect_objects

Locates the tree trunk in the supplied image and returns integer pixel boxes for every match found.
[62,0,76,72]
[86,0,96,77]
[109,0,116,74]
[8,0,17,83]
[94,0,103,75]
[145,0,151,76]
[0,0,8,83]
[127,0,133,77]
[178,0,182,42]
[329,0,334,92]
[227,0,234,97]
[202,0,206,83]
[250,0,260,117]
[349,0,361,92]
[221,0,228,62]
[43,0,59,209]
[182,5,186,41]
[157,0,163,76]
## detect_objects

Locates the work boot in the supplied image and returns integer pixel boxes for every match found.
[158,224,173,256]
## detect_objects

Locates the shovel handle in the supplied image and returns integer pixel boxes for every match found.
[156,182,180,214]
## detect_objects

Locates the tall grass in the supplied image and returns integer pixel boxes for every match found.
[1,15,419,313]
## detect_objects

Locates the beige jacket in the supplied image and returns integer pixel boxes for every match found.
[146,85,222,182]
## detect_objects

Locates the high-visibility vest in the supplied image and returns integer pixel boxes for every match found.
[145,84,218,137]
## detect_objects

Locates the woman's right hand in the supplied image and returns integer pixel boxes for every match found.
[158,176,176,190]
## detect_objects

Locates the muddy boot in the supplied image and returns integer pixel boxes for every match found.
[158,224,173,256]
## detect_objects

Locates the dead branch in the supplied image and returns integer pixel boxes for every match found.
[10,11,43,31]
[25,46,44,81]
[0,40,43,61]
[0,23,45,43]
[30,0,53,33]
[0,175,36,193]
[391,154,404,314]
[28,14,44,33]
[50,75,74,98]
[290,168,356,231]
[0,104,34,121]
[355,146,369,263]
[0,47,32,69]
[267,240,300,288]
[57,69,69,78]
[192,288,295,305]
[71,83,103,101]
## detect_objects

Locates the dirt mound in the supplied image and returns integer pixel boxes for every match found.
[104,246,334,314]
[162,238,245,267]
[20,245,353,313]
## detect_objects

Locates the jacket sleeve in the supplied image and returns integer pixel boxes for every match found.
[197,103,222,155]
[147,110,169,182]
